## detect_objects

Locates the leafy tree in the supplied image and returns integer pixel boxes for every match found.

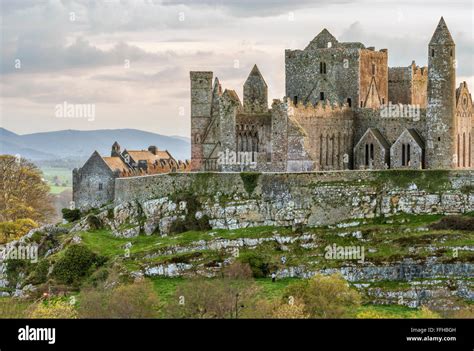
[284,273,361,318]
[0,155,54,222]
[0,218,38,244]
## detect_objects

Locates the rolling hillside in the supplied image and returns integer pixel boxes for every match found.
[0,128,190,162]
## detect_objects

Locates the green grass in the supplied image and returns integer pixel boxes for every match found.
[41,167,72,194]
[79,230,161,257]
[49,185,71,194]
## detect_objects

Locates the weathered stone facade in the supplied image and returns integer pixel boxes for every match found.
[109,170,474,236]
[191,18,473,172]
[73,142,189,209]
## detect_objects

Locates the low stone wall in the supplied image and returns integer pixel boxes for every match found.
[110,170,474,235]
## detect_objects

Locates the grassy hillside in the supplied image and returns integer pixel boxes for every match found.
[1,212,473,319]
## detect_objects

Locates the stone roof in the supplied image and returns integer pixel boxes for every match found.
[245,64,267,87]
[429,17,454,45]
[406,129,425,148]
[355,128,391,150]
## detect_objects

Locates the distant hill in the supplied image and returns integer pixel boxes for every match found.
[0,128,190,163]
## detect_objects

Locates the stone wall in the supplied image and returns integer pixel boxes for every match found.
[113,170,474,235]
[73,151,116,209]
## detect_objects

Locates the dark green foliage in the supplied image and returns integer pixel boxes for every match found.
[51,245,106,285]
[429,216,474,231]
[237,251,274,278]
[168,193,211,234]
[5,259,32,289]
[28,231,44,244]
[240,172,260,195]
[106,208,114,220]
[61,208,81,222]
[87,215,103,230]
[28,259,50,285]
[376,170,450,192]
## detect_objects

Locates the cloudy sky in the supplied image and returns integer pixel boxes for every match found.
[1,0,473,137]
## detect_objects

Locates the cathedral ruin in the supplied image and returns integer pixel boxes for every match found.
[190,17,473,172]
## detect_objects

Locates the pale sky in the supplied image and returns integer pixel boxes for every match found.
[1,0,473,137]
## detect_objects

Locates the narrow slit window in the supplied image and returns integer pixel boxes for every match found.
[365,144,369,166]
[402,144,406,166]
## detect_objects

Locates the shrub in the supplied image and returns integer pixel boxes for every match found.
[0,219,38,244]
[0,298,30,318]
[29,298,77,319]
[237,251,274,278]
[284,273,361,318]
[86,215,103,230]
[61,208,81,222]
[51,245,106,285]
[429,216,474,231]
[165,278,259,319]
[78,280,160,318]
[28,259,50,285]
[222,261,253,280]
[5,259,32,289]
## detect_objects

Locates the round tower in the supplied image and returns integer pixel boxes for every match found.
[426,17,456,169]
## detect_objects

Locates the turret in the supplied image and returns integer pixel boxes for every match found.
[243,65,268,114]
[426,17,456,169]
[190,71,213,170]
[111,141,121,157]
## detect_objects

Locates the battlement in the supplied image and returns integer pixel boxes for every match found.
[286,97,351,112]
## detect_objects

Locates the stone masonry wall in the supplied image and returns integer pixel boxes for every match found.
[113,170,474,236]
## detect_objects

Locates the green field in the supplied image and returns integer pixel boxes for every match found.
[40,167,72,194]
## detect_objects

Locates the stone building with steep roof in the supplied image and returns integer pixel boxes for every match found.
[73,142,190,209]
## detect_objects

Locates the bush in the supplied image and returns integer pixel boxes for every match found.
[61,208,81,222]
[5,259,32,289]
[284,273,361,318]
[78,280,160,318]
[87,215,103,230]
[0,219,38,244]
[165,278,259,319]
[237,251,274,278]
[222,261,253,280]
[429,216,474,231]
[28,259,50,285]
[0,298,30,318]
[51,245,106,285]
[29,298,77,319]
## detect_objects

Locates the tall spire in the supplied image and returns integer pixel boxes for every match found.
[243,64,268,114]
[429,17,454,45]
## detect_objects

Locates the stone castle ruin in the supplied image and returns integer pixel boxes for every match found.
[72,17,473,210]
[191,18,473,172]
